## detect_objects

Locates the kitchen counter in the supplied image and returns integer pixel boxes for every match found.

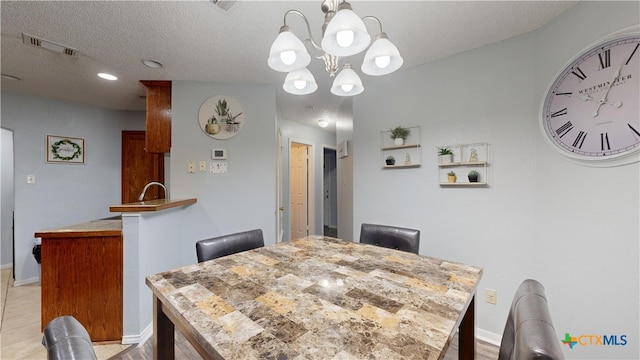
[35,219,121,238]
[109,198,196,213]
[36,218,123,342]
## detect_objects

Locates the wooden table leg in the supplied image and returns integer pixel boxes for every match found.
[458,295,476,360]
[153,295,175,360]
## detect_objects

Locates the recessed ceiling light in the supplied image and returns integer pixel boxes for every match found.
[141,59,163,69]
[318,119,329,128]
[1,73,22,81]
[97,73,118,81]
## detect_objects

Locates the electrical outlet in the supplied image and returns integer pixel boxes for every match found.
[486,288,497,304]
[187,161,195,173]
[199,161,207,172]
[26,175,36,184]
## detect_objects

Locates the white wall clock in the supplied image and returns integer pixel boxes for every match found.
[198,96,245,140]
[540,26,640,167]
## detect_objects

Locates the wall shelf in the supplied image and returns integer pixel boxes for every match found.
[380,126,421,169]
[437,143,489,186]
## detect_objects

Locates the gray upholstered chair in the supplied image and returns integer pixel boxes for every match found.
[498,279,565,360]
[359,223,420,254]
[42,315,97,360]
[196,229,264,263]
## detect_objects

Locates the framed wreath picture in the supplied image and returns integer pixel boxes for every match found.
[46,135,85,164]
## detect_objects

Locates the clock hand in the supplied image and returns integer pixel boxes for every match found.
[578,94,621,114]
[593,62,624,116]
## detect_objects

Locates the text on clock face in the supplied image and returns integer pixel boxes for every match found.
[577,74,632,95]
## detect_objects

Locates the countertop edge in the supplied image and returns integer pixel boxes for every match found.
[109,198,197,212]
[35,219,122,238]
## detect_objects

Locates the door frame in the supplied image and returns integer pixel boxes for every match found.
[289,139,314,239]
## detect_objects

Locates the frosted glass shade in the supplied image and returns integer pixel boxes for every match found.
[268,28,311,72]
[321,3,370,57]
[283,68,318,95]
[361,34,403,76]
[331,64,364,96]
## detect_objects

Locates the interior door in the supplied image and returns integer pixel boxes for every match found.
[323,147,337,237]
[290,142,309,240]
[121,131,164,203]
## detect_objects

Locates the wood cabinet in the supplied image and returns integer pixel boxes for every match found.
[36,220,123,342]
[140,80,171,153]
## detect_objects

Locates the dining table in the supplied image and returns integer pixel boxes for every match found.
[146,235,483,359]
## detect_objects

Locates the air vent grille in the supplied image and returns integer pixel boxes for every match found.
[209,0,236,12]
[22,33,78,57]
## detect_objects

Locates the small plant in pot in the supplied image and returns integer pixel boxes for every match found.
[447,171,456,183]
[386,156,396,166]
[438,147,454,164]
[390,126,410,146]
[468,170,480,182]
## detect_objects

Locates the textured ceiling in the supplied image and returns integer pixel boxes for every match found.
[1,1,577,131]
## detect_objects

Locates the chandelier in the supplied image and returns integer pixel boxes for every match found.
[267,0,403,97]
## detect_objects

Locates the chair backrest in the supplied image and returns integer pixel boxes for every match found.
[196,229,264,263]
[499,279,565,360]
[42,315,97,360]
[359,223,420,254]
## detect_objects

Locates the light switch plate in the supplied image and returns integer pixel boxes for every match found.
[187,161,195,173]
[199,161,207,172]
[210,161,228,174]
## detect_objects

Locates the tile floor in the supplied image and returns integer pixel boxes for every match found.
[0,269,130,359]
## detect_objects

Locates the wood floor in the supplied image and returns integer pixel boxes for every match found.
[1,268,499,359]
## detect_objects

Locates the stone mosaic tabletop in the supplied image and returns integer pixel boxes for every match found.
[146,236,483,359]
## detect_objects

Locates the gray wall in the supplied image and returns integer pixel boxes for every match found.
[0,91,145,284]
[353,2,639,359]
[168,81,278,244]
[1,128,15,266]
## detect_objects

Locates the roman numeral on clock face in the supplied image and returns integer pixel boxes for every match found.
[573,131,587,148]
[571,67,587,81]
[601,133,610,150]
[626,43,639,65]
[551,108,567,118]
[556,121,573,138]
[598,49,611,69]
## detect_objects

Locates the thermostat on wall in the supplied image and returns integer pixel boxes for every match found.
[212,149,227,160]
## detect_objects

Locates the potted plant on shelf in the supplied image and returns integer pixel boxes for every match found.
[386,156,396,166]
[468,170,480,182]
[447,171,456,183]
[438,147,454,164]
[390,126,410,146]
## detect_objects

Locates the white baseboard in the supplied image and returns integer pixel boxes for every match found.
[122,323,153,346]
[477,328,502,347]
[13,277,39,287]
[1,263,13,270]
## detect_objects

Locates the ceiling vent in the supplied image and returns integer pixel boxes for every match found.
[22,33,78,57]
[209,0,236,12]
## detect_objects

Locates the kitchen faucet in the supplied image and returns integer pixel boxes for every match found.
[138,181,168,201]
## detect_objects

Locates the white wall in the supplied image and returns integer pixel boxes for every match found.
[1,128,15,267]
[353,2,639,359]
[278,118,336,241]
[0,91,145,284]
[168,81,278,245]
